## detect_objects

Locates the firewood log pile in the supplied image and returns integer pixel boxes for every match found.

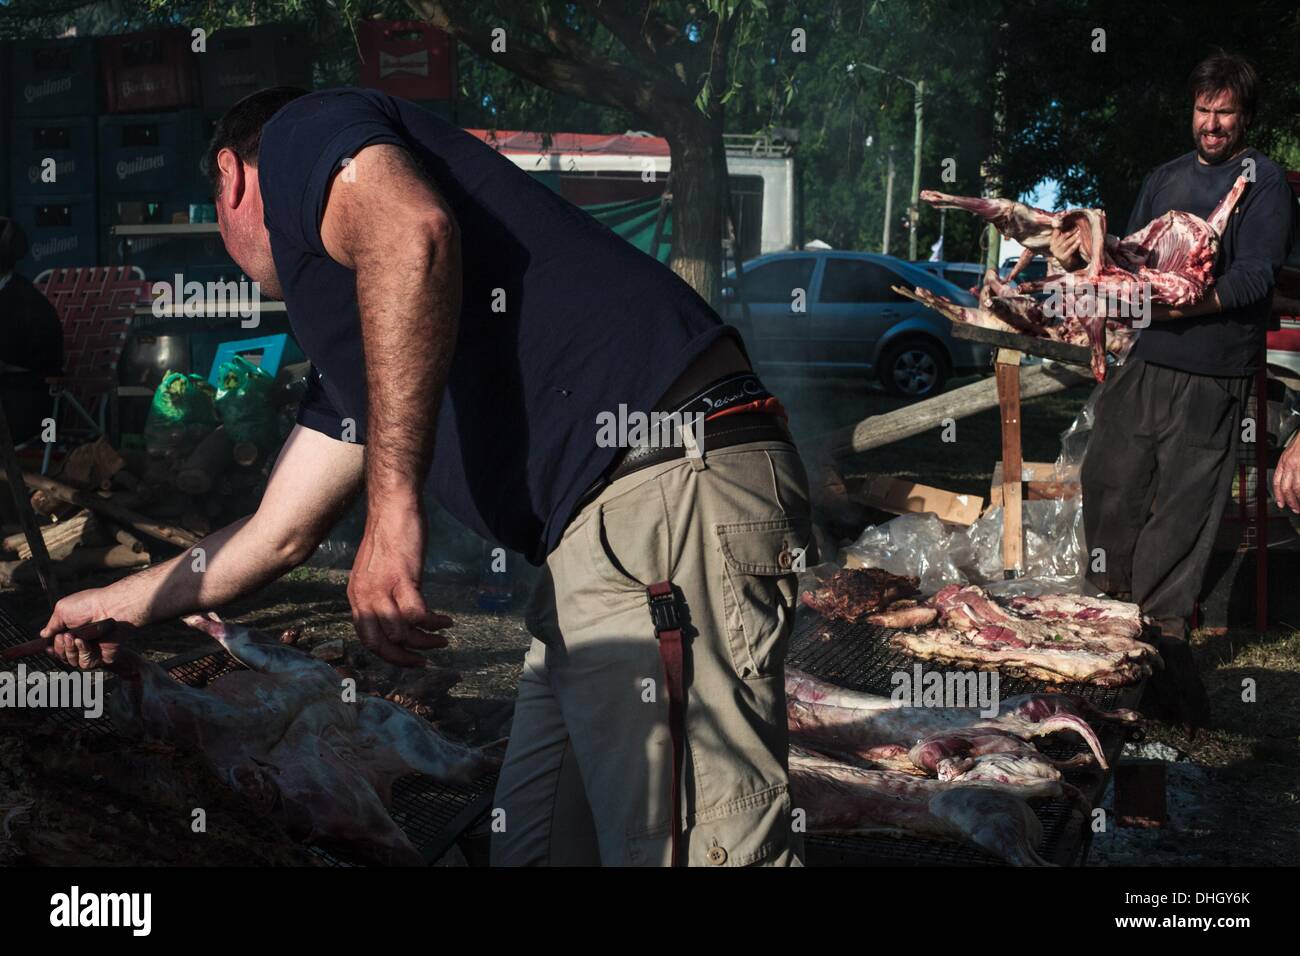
[0,429,276,589]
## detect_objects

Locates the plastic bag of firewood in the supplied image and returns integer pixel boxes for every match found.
[144,371,218,459]
[214,355,278,462]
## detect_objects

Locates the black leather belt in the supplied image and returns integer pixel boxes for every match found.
[605,411,792,482]
[574,411,793,515]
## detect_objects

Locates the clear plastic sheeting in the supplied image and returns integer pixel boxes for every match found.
[843,513,967,594]
[842,397,1100,598]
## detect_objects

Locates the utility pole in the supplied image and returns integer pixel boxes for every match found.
[860,63,927,260]
[984,27,1009,275]
[908,78,924,260]
[882,145,896,255]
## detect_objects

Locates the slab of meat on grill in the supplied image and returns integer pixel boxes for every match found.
[784,668,1132,796]
[864,599,940,629]
[891,585,1161,686]
[799,568,920,622]
[1005,593,1145,630]
[105,613,503,866]
[789,746,1052,865]
[911,176,1249,381]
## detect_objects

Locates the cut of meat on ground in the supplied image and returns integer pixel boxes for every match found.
[800,568,920,622]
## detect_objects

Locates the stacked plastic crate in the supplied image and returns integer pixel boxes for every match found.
[9,36,100,271]
[97,27,208,278]
[190,24,314,285]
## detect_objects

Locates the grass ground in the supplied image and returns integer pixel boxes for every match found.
[1,370,1296,865]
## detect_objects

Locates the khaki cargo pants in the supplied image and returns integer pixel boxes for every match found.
[490,439,814,866]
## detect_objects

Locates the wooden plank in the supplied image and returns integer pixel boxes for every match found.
[848,475,984,526]
[820,361,1093,459]
[10,473,201,550]
[988,461,1080,508]
[995,352,1024,576]
[951,320,1092,367]
[0,403,58,605]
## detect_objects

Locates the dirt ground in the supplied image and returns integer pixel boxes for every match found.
[2,372,1297,867]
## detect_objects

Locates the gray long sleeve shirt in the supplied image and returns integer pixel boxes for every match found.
[1129,146,1298,376]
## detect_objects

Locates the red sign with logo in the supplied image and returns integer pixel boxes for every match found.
[357,20,455,101]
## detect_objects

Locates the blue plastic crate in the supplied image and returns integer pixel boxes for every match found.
[98,112,201,196]
[11,195,100,272]
[10,37,98,117]
[198,24,312,111]
[9,116,97,199]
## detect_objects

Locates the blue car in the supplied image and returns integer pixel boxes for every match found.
[723,251,993,397]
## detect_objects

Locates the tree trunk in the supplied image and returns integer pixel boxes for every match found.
[662,112,726,311]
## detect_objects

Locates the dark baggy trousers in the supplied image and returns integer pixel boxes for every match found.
[1081,358,1252,630]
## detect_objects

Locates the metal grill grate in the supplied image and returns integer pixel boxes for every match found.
[0,601,117,736]
[0,602,497,867]
[789,610,1139,866]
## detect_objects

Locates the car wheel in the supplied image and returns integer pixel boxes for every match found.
[878,338,949,398]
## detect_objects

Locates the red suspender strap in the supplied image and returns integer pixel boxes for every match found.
[646,580,686,867]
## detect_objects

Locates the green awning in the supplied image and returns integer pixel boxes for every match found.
[581,195,672,264]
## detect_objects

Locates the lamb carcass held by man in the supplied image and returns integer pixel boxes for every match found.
[911,176,1249,380]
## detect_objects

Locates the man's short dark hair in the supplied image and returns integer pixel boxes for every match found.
[1188,51,1258,126]
[205,86,309,196]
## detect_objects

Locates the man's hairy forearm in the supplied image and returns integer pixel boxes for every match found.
[356,223,461,508]
[319,144,463,515]
[95,517,305,626]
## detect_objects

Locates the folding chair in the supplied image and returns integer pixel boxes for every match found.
[26,266,151,474]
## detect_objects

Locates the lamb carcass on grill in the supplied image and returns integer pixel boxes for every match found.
[785,667,1134,799]
[789,745,1053,865]
[903,175,1249,380]
[105,613,503,866]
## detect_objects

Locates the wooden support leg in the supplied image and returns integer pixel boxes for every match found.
[0,401,59,606]
[995,349,1024,578]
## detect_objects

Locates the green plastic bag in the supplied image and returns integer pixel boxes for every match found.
[215,355,279,454]
[144,371,218,459]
